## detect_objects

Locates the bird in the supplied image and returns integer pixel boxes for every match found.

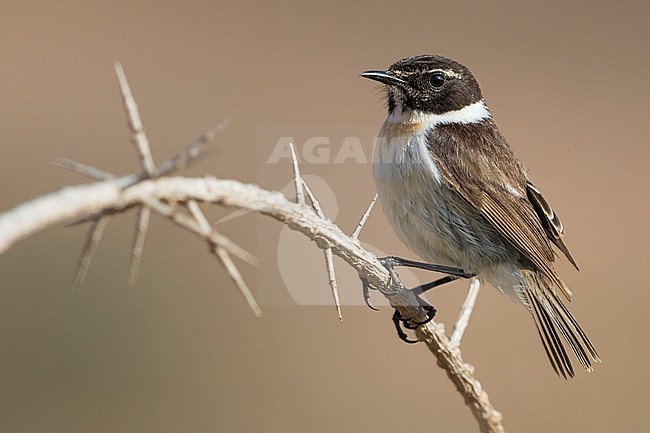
[361,55,600,378]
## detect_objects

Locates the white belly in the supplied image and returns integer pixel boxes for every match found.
[372,120,511,275]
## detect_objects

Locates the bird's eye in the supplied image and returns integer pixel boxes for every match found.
[429,73,445,88]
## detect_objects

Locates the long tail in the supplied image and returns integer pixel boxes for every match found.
[521,270,601,379]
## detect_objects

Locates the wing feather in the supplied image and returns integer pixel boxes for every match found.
[527,183,579,270]
[429,123,574,299]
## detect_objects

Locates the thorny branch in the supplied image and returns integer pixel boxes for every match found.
[0,64,505,433]
[451,277,481,347]
[300,176,342,321]
[288,142,342,320]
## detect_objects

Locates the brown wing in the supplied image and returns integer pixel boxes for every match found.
[526,183,579,270]
[429,122,573,299]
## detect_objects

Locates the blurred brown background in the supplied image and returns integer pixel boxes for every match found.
[1,1,648,432]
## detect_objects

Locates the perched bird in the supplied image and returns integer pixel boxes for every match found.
[361,55,600,378]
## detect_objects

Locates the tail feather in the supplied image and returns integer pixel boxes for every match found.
[543,290,593,372]
[522,271,600,378]
[551,289,601,363]
[527,287,573,379]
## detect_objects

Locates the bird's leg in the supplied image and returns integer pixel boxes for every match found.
[379,256,474,278]
[360,256,474,341]
[411,275,460,296]
[360,276,379,311]
[362,274,458,315]
[395,276,460,342]
[392,296,438,344]
[392,309,418,344]
[361,257,471,310]
[374,257,474,342]
[359,259,405,310]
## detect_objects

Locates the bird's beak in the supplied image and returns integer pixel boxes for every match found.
[360,70,408,87]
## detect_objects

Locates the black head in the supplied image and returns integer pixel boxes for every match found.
[361,55,483,115]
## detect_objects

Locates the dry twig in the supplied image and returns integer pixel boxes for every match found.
[0,175,503,432]
[287,141,342,320]
[288,142,304,205]
[351,193,378,240]
[114,62,156,177]
[155,116,231,177]
[53,158,115,181]
[128,206,151,286]
[115,62,158,286]
[187,199,262,317]
[73,216,109,288]
[301,178,342,321]
[450,277,481,347]
[68,67,232,288]
[0,65,506,433]
[141,196,261,316]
